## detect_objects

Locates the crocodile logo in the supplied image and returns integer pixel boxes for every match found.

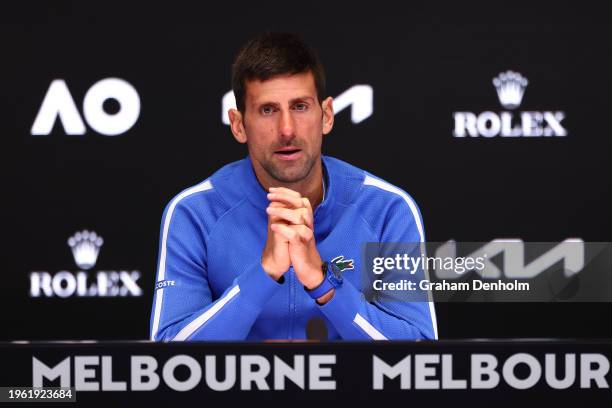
[331,255,354,272]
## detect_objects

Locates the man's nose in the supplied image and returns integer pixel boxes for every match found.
[279,109,295,138]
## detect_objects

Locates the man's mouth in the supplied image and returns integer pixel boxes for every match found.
[274,147,302,160]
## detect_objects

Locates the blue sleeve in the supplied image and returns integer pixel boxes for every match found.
[150,193,284,341]
[317,192,438,340]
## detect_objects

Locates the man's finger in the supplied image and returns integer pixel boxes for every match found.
[269,186,301,198]
[267,207,308,225]
[268,201,286,208]
[270,223,298,242]
[289,224,314,243]
[268,193,313,228]
[267,201,289,225]
[267,192,304,209]
[302,197,313,214]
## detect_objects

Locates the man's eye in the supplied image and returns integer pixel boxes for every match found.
[293,103,307,111]
[261,106,275,115]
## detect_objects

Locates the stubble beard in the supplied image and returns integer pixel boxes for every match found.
[262,152,317,184]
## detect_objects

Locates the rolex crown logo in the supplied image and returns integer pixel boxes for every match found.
[67,230,104,270]
[492,70,528,110]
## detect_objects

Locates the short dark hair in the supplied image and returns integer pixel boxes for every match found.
[231,32,326,113]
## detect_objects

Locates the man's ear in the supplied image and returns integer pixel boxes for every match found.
[321,97,334,135]
[228,108,247,144]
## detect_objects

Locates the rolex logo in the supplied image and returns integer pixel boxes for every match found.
[67,230,104,270]
[492,70,528,110]
[30,229,142,298]
[453,70,566,138]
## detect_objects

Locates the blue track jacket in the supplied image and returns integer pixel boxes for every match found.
[150,156,438,341]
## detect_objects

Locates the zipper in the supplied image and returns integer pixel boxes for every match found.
[289,267,295,339]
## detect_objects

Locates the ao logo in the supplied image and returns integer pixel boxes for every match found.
[31,78,141,136]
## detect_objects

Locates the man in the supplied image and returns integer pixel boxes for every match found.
[150,33,437,341]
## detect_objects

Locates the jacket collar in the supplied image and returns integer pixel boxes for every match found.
[237,156,335,232]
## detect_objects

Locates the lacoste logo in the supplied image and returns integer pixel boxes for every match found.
[331,256,354,272]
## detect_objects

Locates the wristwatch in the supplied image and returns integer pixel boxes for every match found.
[306,261,343,299]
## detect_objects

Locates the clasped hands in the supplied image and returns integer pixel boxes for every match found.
[261,187,333,303]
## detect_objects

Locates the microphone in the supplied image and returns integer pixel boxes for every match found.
[305,317,328,341]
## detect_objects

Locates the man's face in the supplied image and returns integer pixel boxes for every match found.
[234,71,333,184]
